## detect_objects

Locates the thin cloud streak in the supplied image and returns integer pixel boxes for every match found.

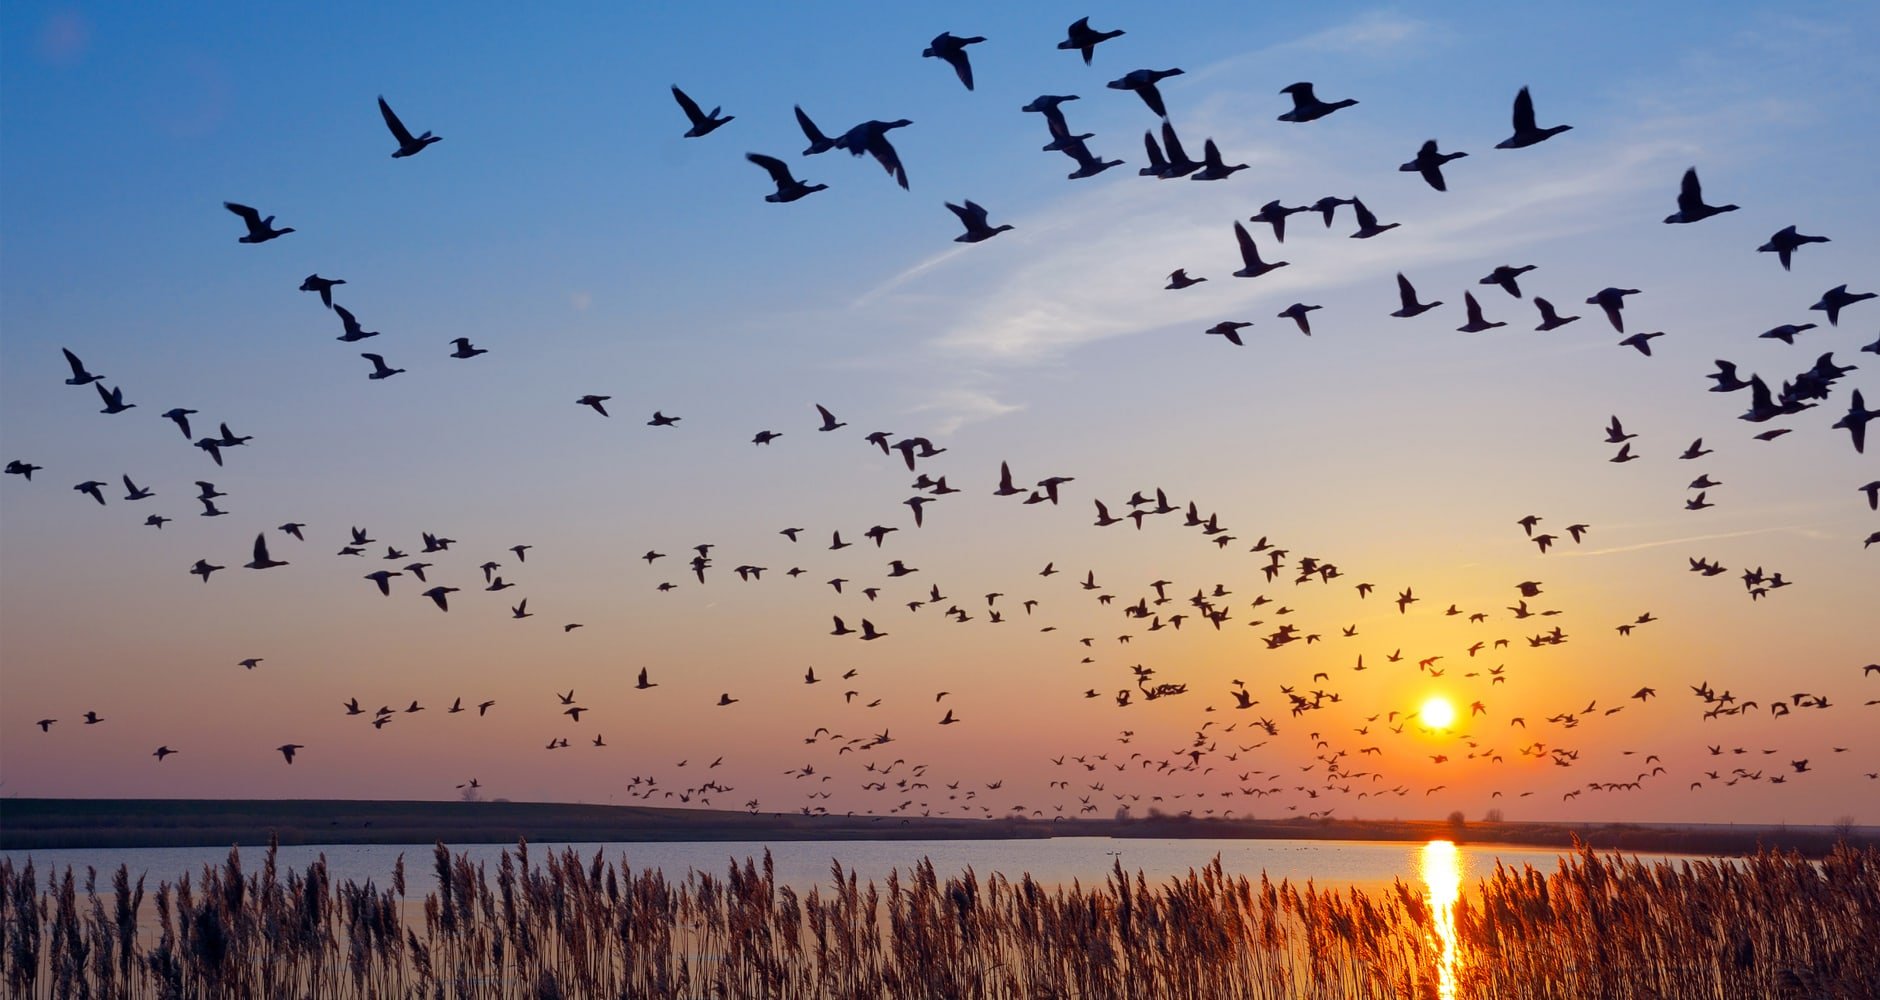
[1558,525,1817,558]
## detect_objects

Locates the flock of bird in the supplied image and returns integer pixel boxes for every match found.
[8,13,1876,824]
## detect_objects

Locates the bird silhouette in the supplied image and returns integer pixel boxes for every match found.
[61,348,103,386]
[1277,82,1357,122]
[360,353,405,380]
[378,96,441,158]
[1400,140,1467,191]
[946,200,1013,242]
[1663,167,1737,224]
[922,32,985,91]
[671,85,733,137]
[1390,274,1442,318]
[1058,17,1123,64]
[1107,68,1183,118]
[299,274,344,307]
[746,152,827,203]
[224,202,294,243]
[835,119,914,189]
[1232,223,1287,277]
[1757,225,1828,271]
[1495,87,1571,148]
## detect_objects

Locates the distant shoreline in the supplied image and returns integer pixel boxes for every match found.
[3,799,1870,857]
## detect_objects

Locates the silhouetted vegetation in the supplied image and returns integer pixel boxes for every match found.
[4,837,1877,998]
[5,799,1872,859]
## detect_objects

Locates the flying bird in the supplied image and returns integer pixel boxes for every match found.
[1663,167,1737,224]
[1277,303,1321,335]
[224,202,294,243]
[1758,225,1828,271]
[95,384,134,414]
[245,534,288,569]
[793,106,837,155]
[161,407,198,438]
[1810,284,1875,326]
[577,395,611,417]
[671,85,733,137]
[378,96,441,158]
[333,304,379,342]
[835,119,914,189]
[448,337,487,359]
[746,152,826,203]
[1533,298,1579,331]
[1106,68,1183,118]
[1400,140,1466,191]
[61,348,103,386]
[299,274,345,307]
[1495,86,1571,149]
[360,353,405,380]
[1390,274,1442,318]
[1058,17,1123,64]
[1232,223,1287,277]
[1586,287,1640,332]
[922,32,985,91]
[1277,82,1357,122]
[946,200,1013,242]
[1457,293,1505,333]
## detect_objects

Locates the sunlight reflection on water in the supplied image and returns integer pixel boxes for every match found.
[1421,840,1462,1000]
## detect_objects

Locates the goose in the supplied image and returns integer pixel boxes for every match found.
[299,274,345,307]
[378,96,441,158]
[922,32,984,90]
[1277,82,1357,122]
[1495,87,1571,148]
[1058,17,1123,64]
[746,152,826,203]
[671,85,733,137]
[61,348,103,385]
[225,201,294,243]
[1400,140,1466,191]
[1663,167,1736,224]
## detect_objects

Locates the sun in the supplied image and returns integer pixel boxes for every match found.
[1420,696,1456,731]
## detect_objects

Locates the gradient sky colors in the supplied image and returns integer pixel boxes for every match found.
[2,2,1876,826]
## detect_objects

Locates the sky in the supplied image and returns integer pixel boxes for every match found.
[2,2,1876,827]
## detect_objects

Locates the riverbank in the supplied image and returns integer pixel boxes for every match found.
[3,798,1869,856]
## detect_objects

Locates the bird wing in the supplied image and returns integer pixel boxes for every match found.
[1511,87,1536,132]
[378,96,416,145]
[794,105,828,144]
[1352,199,1378,229]
[1677,167,1704,214]
[253,534,271,562]
[1396,273,1417,308]
[867,134,908,188]
[63,348,87,377]
[671,86,705,125]
[1233,222,1259,266]
[224,202,261,225]
[745,152,794,185]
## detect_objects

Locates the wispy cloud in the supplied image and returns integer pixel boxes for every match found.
[1286,10,1436,55]
[1558,525,1817,558]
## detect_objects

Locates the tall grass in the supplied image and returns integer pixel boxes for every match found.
[2,837,1874,998]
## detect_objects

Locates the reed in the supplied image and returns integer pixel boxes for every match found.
[1,836,1874,998]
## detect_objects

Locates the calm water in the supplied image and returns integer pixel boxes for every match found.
[2,837,1678,896]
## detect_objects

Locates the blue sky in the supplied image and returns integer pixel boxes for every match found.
[2,2,1876,824]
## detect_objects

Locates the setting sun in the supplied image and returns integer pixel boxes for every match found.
[1420,696,1456,731]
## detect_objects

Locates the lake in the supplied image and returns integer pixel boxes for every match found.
[3,835,1670,895]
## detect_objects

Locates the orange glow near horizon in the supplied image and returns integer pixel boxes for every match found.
[1419,696,1456,732]
[1421,839,1461,1000]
